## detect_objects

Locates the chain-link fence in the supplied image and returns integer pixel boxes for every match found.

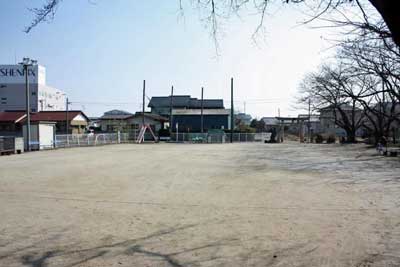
[54,132,272,148]
[170,132,271,143]
[54,132,132,148]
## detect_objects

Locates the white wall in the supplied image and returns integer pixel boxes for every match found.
[38,85,66,111]
[0,65,66,112]
[23,123,55,150]
[0,65,44,85]
[39,124,55,149]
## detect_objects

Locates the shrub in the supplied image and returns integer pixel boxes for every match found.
[315,134,324,144]
[327,135,336,144]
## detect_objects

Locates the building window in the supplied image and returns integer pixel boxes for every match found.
[32,92,36,96]
[130,124,139,130]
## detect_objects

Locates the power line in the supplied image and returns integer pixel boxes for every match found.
[71,101,140,106]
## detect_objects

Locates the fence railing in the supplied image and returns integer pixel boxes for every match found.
[170,132,272,143]
[54,132,272,148]
[54,132,132,148]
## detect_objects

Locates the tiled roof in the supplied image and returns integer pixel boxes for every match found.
[0,111,89,123]
[100,109,134,120]
[134,112,168,122]
[0,112,26,122]
[148,96,191,108]
[100,114,134,120]
[148,95,224,109]
[262,117,279,125]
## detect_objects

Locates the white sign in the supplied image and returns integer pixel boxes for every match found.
[0,65,46,85]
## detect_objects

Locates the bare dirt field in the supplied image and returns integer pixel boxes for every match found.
[1,142,400,267]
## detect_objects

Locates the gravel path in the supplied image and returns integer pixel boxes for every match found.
[1,142,399,266]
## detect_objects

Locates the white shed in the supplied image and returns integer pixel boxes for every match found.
[23,122,56,150]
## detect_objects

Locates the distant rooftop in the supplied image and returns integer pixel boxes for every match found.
[148,95,224,109]
[103,110,133,116]
[100,110,133,120]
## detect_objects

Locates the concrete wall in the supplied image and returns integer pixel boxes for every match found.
[22,124,39,150]
[38,85,66,111]
[0,83,39,112]
[39,124,55,149]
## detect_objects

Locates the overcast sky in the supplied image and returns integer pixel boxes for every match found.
[0,0,338,118]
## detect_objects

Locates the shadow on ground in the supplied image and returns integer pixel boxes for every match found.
[1,224,244,267]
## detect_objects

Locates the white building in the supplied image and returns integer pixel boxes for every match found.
[0,64,66,112]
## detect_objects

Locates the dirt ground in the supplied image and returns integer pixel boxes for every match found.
[1,142,400,267]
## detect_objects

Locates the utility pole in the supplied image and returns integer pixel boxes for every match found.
[65,97,70,134]
[230,78,234,143]
[278,108,282,143]
[24,64,31,151]
[308,98,311,143]
[142,80,145,127]
[19,58,37,152]
[243,101,246,114]
[201,87,204,133]
[381,72,388,143]
[169,86,174,134]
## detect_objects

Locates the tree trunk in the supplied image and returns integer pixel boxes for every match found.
[368,0,400,47]
[346,130,357,143]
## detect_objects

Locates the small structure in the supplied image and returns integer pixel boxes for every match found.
[0,111,57,150]
[22,121,56,150]
[30,111,89,134]
[0,110,88,139]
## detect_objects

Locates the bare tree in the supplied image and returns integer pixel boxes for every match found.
[298,31,400,144]
[24,0,400,48]
[337,31,400,143]
[24,0,61,34]
[338,29,400,103]
[298,64,364,142]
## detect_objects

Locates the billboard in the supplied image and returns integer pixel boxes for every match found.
[0,65,46,85]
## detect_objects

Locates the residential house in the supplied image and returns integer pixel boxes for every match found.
[99,110,167,133]
[148,95,230,132]
[236,113,252,126]
[99,110,133,132]
[0,110,89,136]
[319,104,364,138]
